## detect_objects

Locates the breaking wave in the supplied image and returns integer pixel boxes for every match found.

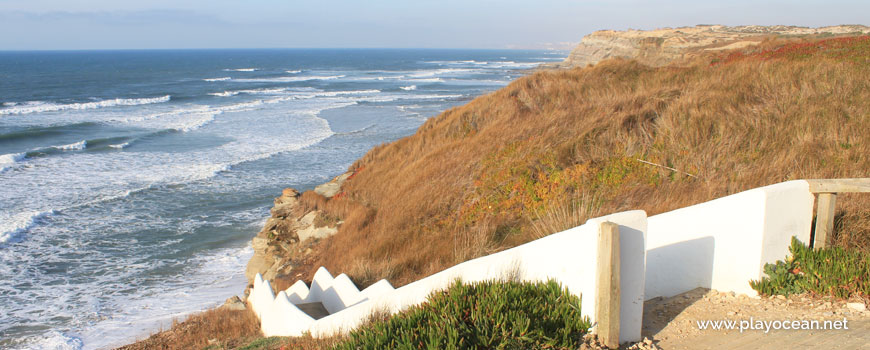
[223,68,258,72]
[204,77,232,82]
[0,96,171,116]
[0,152,26,172]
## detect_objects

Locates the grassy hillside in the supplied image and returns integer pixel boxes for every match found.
[299,35,870,287]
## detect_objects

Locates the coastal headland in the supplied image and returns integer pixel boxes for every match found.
[121,25,870,349]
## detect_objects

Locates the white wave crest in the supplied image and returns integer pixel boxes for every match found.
[406,68,474,79]
[54,140,87,151]
[285,70,302,74]
[0,210,55,244]
[109,142,131,149]
[203,77,232,82]
[407,78,444,83]
[209,91,240,97]
[171,111,221,132]
[224,68,258,72]
[0,96,171,116]
[314,89,381,97]
[486,61,541,69]
[400,85,417,91]
[0,152,26,172]
[233,75,345,83]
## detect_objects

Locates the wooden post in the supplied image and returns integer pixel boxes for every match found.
[813,193,837,249]
[596,221,620,349]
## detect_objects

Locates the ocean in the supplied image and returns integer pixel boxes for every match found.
[0,49,564,349]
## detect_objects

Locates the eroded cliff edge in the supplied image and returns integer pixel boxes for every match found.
[547,24,870,68]
[245,172,350,286]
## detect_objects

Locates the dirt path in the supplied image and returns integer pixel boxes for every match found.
[637,288,870,350]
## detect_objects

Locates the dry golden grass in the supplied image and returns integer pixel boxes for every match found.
[116,307,260,350]
[119,35,870,350]
[289,36,870,288]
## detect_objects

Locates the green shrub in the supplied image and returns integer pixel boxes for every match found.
[237,337,284,350]
[333,279,591,350]
[750,237,870,299]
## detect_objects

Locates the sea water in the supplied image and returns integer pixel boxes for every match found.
[0,49,565,349]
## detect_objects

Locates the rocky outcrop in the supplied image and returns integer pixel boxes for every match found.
[547,24,870,69]
[245,173,351,285]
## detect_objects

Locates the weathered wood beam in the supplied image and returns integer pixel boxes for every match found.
[596,221,621,349]
[807,179,870,193]
[813,193,837,249]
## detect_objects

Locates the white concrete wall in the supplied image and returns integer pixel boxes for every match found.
[306,210,647,344]
[645,180,814,299]
[248,180,817,344]
[248,274,316,336]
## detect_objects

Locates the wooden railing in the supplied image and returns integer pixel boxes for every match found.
[807,178,870,248]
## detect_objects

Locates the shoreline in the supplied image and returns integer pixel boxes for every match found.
[116,28,870,348]
[107,63,554,350]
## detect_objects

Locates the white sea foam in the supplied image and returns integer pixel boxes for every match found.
[0,152,26,172]
[285,70,302,74]
[108,142,131,149]
[313,89,381,97]
[407,68,475,78]
[211,89,284,97]
[0,52,547,349]
[422,60,541,69]
[233,75,345,83]
[486,61,541,69]
[400,85,417,91]
[77,245,253,349]
[209,91,240,97]
[54,140,87,151]
[423,60,481,65]
[407,78,444,83]
[400,93,463,100]
[224,68,258,72]
[171,111,220,132]
[203,77,232,82]
[23,331,84,350]
[0,96,171,116]
[0,210,54,244]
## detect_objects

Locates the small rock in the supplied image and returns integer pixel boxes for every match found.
[847,302,867,312]
[822,311,834,317]
[643,337,653,345]
[776,295,787,300]
[727,311,736,316]
[221,295,246,311]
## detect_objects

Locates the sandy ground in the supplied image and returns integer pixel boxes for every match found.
[622,288,870,350]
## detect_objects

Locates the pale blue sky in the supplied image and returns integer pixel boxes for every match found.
[0,0,867,50]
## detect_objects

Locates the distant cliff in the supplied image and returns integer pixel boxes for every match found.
[546,24,870,68]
